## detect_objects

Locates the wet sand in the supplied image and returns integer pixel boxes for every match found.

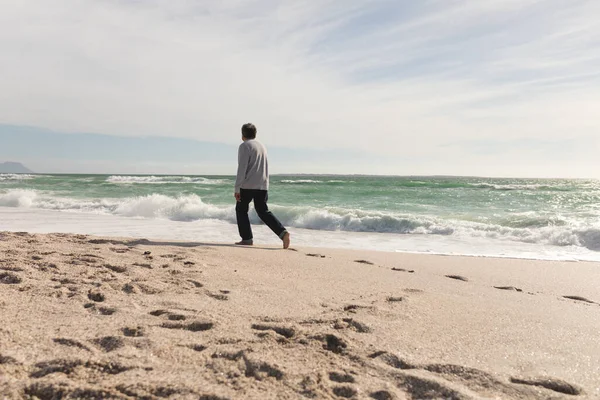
[1,231,599,399]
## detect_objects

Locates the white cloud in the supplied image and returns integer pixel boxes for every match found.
[0,0,598,177]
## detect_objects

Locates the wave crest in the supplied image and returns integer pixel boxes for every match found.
[106,175,230,185]
[0,189,37,207]
[1,189,598,251]
[0,174,37,182]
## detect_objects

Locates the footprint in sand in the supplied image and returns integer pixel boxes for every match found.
[98,307,117,315]
[149,310,190,322]
[211,352,284,382]
[332,386,358,398]
[160,321,214,332]
[91,336,126,352]
[336,318,372,333]
[211,351,285,382]
[0,265,24,272]
[510,377,584,395]
[0,355,18,365]
[319,334,348,354]
[122,283,136,294]
[115,384,195,399]
[369,350,586,398]
[343,304,374,313]
[369,351,415,370]
[207,291,229,301]
[30,359,132,378]
[52,278,77,285]
[149,309,170,317]
[168,314,187,321]
[187,344,207,352]
[329,372,356,383]
[122,282,162,295]
[122,326,146,337]
[354,259,374,265]
[370,390,395,400]
[83,302,116,315]
[53,338,91,352]
[0,272,22,284]
[445,275,469,282]
[562,295,596,304]
[386,296,405,302]
[78,256,100,264]
[251,324,296,339]
[494,286,523,292]
[87,290,106,302]
[306,253,326,258]
[104,264,127,273]
[391,267,415,273]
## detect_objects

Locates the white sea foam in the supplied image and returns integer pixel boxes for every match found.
[280,179,323,184]
[1,189,599,253]
[1,207,599,262]
[0,189,38,207]
[469,182,570,191]
[111,194,235,222]
[0,174,37,181]
[279,179,352,184]
[106,175,230,185]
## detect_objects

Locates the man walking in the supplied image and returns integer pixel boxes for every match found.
[234,123,290,249]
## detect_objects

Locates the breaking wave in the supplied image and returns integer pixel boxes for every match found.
[1,189,598,251]
[106,175,230,185]
[0,174,37,182]
[280,179,353,184]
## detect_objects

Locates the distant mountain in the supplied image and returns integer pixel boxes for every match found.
[0,162,33,174]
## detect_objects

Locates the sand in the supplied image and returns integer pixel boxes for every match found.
[1,231,599,399]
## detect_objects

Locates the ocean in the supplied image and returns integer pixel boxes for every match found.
[1,173,599,261]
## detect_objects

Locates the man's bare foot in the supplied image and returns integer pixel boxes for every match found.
[282,232,290,249]
[235,239,253,246]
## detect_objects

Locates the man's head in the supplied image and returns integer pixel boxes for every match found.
[241,123,257,140]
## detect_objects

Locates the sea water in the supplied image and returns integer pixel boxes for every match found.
[1,174,599,261]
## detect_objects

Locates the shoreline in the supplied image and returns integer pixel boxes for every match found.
[2,207,599,263]
[1,231,600,399]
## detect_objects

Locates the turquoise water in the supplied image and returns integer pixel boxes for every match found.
[1,173,599,254]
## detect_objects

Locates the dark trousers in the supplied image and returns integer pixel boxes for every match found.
[236,189,287,241]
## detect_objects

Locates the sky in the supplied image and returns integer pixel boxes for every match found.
[0,0,599,177]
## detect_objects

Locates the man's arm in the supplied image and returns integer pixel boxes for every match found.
[234,144,248,199]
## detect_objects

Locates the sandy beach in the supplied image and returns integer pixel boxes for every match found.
[1,231,599,399]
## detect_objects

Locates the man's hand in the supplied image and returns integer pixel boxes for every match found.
[234,192,241,202]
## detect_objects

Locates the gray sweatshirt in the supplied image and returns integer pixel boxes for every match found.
[235,139,269,193]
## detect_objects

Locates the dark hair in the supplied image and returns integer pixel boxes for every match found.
[241,123,257,139]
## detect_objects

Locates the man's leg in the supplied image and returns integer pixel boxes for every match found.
[253,190,290,248]
[235,189,254,244]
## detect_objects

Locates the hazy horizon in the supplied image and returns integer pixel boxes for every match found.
[1,124,598,180]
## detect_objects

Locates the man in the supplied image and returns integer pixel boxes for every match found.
[234,123,290,249]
